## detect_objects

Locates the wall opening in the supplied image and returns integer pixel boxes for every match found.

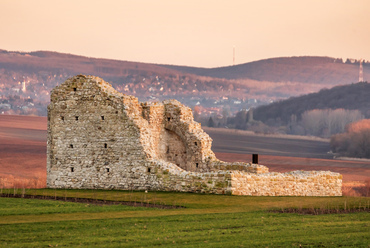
[106,168,110,173]
[70,144,73,148]
[194,142,197,146]
[75,116,79,121]
[167,117,171,121]
[71,167,74,172]
[196,163,199,168]
[101,116,104,120]
[147,168,151,173]
[104,143,107,148]
[73,87,77,91]
[61,116,64,121]
[160,129,187,170]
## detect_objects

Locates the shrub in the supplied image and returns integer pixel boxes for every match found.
[330,119,370,158]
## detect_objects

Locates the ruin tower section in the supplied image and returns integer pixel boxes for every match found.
[47,75,149,189]
[47,75,342,196]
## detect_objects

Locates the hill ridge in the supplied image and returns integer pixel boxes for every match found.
[2,49,369,83]
[253,82,370,123]
[162,56,369,84]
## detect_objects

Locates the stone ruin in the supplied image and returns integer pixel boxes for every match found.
[47,75,342,196]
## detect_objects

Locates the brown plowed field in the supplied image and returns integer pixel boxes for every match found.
[0,115,47,188]
[0,115,369,190]
[204,127,332,159]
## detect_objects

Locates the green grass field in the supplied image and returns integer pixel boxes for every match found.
[0,189,369,247]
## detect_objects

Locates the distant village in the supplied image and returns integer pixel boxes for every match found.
[0,69,270,123]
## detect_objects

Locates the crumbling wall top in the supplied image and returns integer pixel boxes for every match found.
[50,74,137,103]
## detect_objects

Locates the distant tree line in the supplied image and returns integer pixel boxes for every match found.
[223,108,363,137]
[289,109,363,137]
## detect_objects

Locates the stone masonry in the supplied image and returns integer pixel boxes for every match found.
[47,75,342,196]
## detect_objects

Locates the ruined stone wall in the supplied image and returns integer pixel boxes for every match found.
[149,160,232,194]
[47,75,342,196]
[47,75,151,189]
[231,171,342,196]
[162,100,217,172]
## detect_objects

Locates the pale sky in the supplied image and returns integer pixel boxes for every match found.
[1,0,369,67]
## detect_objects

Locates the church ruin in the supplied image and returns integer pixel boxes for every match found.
[47,75,342,196]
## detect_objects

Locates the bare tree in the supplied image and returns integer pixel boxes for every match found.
[301,109,363,137]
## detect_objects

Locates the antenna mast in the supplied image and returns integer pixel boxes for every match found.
[359,59,364,82]
[233,46,235,66]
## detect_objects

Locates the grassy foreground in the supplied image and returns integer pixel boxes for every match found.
[0,189,369,247]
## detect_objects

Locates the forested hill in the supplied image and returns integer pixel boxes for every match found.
[253,82,370,124]
[162,56,370,85]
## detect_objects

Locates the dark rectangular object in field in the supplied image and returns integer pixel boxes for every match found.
[253,154,258,164]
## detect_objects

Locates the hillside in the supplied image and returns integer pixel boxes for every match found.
[162,56,370,85]
[0,49,367,117]
[253,82,370,124]
[0,49,182,78]
[1,49,260,116]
